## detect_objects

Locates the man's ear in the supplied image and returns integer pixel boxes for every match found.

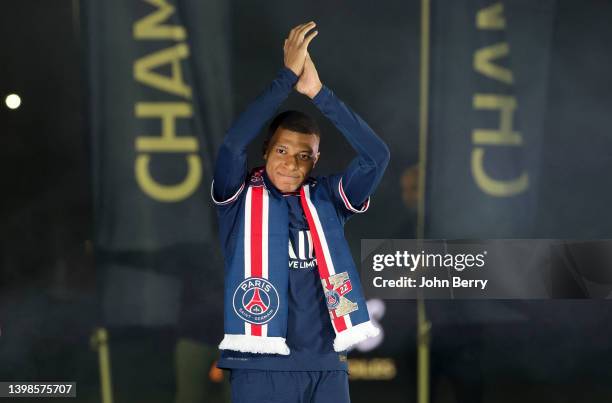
[313,152,321,167]
[262,138,270,160]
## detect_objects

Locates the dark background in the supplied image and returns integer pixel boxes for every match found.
[1,1,612,402]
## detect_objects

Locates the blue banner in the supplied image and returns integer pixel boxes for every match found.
[84,0,231,332]
[425,0,555,238]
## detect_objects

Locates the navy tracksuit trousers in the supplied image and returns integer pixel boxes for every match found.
[230,370,350,403]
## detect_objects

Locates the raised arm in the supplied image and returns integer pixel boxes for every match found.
[212,22,319,203]
[296,54,390,209]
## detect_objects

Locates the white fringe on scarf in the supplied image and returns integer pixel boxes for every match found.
[219,321,379,355]
[219,334,290,355]
[333,321,380,352]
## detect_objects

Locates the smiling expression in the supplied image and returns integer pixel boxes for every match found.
[263,128,320,193]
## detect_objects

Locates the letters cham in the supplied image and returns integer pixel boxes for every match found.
[472,2,528,197]
[133,1,202,202]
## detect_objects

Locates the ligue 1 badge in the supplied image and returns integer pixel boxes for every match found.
[323,272,358,317]
[233,277,280,324]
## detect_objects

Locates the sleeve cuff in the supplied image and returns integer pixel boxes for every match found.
[278,66,299,88]
[312,85,333,108]
[338,177,370,214]
[211,180,245,206]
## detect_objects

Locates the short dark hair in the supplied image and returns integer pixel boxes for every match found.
[263,110,320,155]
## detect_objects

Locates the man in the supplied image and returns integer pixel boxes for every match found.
[212,22,390,403]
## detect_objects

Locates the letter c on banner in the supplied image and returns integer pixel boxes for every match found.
[472,148,528,196]
[135,153,201,202]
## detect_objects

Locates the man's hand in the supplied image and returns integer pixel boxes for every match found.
[284,22,318,76]
[295,54,323,99]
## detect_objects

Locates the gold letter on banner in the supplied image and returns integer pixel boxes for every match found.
[471,94,527,196]
[474,43,513,85]
[135,102,201,201]
[134,44,192,98]
[472,94,522,145]
[135,154,201,202]
[134,0,187,40]
[135,102,197,152]
[476,2,506,30]
[471,148,528,196]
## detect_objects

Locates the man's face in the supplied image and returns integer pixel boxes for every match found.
[263,127,320,193]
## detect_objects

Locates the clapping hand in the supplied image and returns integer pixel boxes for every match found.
[283,21,318,76]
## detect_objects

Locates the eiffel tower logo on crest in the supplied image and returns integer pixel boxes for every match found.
[244,288,269,314]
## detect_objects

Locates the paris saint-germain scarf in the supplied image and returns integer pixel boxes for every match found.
[218,168,379,355]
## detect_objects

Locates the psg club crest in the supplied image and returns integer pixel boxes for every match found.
[233,277,280,324]
[249,168,265,186]
[323,272,358,317]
